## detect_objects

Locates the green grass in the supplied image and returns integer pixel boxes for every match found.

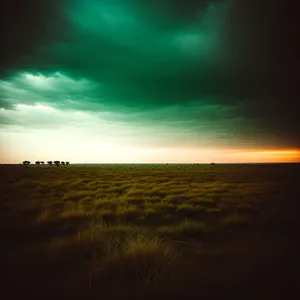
[1,163,295,298]
[74,221,179,287]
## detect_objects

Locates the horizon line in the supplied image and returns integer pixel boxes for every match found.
[1,162,299,165]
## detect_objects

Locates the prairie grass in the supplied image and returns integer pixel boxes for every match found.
[94,198,117,209]
[1,163,295,298]
[116,204,142,221]
[159,219,208,240]
[76,221,178,287]
[177,203,206,217]
[100,234,178,286]
[162,194,187,204]
[62,190,97,202]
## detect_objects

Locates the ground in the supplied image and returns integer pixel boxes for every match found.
[0,163,299,299]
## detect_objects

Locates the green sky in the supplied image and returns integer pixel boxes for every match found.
[0,0,299,163]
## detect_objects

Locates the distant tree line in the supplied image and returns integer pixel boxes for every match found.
[22,161,70,166]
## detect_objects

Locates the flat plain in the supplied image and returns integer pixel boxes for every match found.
[0,163,299,299]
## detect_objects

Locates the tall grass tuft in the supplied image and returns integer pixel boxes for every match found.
[77,221,179,287]
[100,234,178,286]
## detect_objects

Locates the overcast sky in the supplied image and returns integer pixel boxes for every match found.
[1,0,299,163]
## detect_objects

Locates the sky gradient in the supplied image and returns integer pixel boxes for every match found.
[1,0,299,163]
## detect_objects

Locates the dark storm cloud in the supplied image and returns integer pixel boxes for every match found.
[0,0,73,76]
[1,0,299,147]
[224,0,300,146]
[0,98,15,110]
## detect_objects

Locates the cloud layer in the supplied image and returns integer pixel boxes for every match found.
[1,0,299,163]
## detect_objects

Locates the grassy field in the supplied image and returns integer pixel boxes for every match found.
[0,163,299,299]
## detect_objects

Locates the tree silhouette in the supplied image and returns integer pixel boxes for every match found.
[53,161,60,167]
[22,161,30,165]
[47,161,53,166]
[35,161,40,165]
[66,162,70,165]
[61,161,65,165]
[40,161,44,164]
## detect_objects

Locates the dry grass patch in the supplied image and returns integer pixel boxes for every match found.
[143,202,176,220]
[95,198,118,211]
[177,203,206,217]
[162,194,187,205]
[159,219,209,240]
[107,185,128,194]
[58,201,93,225]
[119,195,149,206]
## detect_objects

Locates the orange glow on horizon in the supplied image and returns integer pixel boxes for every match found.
[1,147,299,164]
[229,148,300,163]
